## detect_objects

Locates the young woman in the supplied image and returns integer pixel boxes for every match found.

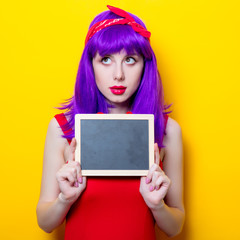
[37,5,185,240]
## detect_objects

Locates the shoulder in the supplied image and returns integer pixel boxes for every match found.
[161,117,183,160]
[47,117,62,136]
[49,113,71,134]
[45,117,69,152]
[165,117,182,139]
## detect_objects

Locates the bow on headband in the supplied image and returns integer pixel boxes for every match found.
[85,5,151,45]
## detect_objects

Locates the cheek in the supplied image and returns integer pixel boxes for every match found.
[94,69,112,94]
[94,66,106,86]
[95,77,104,91]
[94,66,102,79]
[129,67,143,88]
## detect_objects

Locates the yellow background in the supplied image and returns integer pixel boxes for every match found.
[1,0,239,239]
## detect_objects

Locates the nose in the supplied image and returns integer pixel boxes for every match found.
[113,63,125,81]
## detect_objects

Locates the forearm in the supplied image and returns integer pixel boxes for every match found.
[151,202,185,237]
[36,195,72,233]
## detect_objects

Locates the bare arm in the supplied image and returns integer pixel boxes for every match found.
[140,117,185,237]
[36,118,86,233]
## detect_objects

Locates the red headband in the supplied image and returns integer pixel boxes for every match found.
[85,5,151,45]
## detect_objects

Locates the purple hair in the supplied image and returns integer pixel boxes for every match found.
[58,9,171,147]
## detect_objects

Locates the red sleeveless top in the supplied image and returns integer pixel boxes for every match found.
[54,113,169,240]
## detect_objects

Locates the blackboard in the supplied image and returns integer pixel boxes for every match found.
[75,114,154,176]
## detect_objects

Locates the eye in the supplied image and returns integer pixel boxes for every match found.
[125,57,136,64]
[101,57,111,65]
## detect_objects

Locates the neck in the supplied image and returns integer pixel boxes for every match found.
[108,100,131,114]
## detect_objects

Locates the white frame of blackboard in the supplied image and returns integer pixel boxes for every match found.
[75,114,154,176]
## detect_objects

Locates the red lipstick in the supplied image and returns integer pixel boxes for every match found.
[109,86,127,95]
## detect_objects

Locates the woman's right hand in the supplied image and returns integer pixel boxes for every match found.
[56,138,87,204]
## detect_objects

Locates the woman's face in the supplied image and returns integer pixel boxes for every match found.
[92,49,144,107]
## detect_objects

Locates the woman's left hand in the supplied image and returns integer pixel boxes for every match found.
[139,143,171,210]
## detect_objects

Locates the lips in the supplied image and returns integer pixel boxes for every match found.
[109,86,127,95]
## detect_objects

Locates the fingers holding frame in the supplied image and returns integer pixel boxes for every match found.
[154,143,160,166]
[146,146,170,192]
[146,163,160,181]
[66,138,77,162]
[69,138,83,184]
[58,138,84,186]
[57,161,79,185]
